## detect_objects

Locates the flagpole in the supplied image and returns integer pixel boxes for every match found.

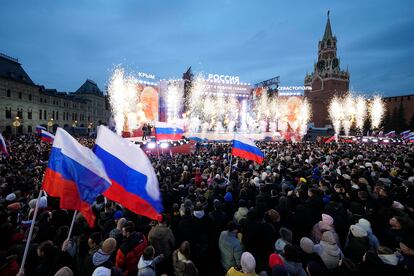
[66,210,78,240]
[227,133,235,183]
[19,189,43,275]
[228,154,233,183]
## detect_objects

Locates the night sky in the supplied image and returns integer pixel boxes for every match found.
[1,0,413,96]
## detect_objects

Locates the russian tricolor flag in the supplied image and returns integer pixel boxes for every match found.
[42,128,111,227]
[94,126,163,221]
[231,135,264,164]
[40,129,55,143]
[0,133,8,157]
[384,131,396,137]
[403,132,414,140]
[155,122,184,141]
[400,130,411,136]
[36,125,47,134]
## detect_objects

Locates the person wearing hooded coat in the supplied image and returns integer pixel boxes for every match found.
[311,214,340,246]
[190,202,209,271]
[172,241,198,276]
[226,251,258,276]
[83,238,117,276]
[356,218,380,251]
[344,225,370,263]
[147,214,175,274]
[317,231,344,270]
[299,237,325,268]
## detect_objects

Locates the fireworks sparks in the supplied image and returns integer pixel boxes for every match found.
[370,95,385,129]
[166,82,183,123]
[342,94,355,136]
[329,95,344,137]
[355,96,367,131]
[328,93,385,136]
[108,68,142,135]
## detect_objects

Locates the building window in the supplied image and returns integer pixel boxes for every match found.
[52,111,55,119]
[7,89,11,97]
[5,108,11,119]
[56,111,59,120]
[27,125,32,133]
[28,110,32,119]
[19,92,22,99]
[407,96,411,101]
[44,110,47,119]
[29,94,32,101]
[39,109,42,120]
[17,109,23,119]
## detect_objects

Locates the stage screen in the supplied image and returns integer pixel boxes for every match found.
[136,83,159,123]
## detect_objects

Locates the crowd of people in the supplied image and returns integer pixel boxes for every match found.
[0,134,414,276]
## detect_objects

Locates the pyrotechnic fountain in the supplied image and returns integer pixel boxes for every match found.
[354,96,367,131]
[369,95,385,129]
[328,93,385,137]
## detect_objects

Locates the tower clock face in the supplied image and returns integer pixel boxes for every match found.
[332,58,339,69]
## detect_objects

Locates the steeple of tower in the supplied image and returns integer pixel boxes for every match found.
[323,10,333,40]
[304,11,350,128]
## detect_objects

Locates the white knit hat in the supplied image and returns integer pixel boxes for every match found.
[350,224,367,238]
[92,267,111,276]
[357,218,371,232]
[241,252,256,273]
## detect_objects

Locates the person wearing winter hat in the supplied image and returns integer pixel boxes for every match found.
[344,225,369,263]
[268,253,284,269]
[224,192,233,203]
[219,221,243,272]
[356,218,380,250]
[299,237,325,268]
[137,245,164,276]
[172,241,198,276]
[148,213,175,274]
[226,251,258,276]
[92,266,111,276]
[274,227,292,254]
[311,214,340,245]
[317,231,343,269]
[83,237,117,276]
[234,199,249,223]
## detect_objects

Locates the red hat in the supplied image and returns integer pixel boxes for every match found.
[269,253,284,268]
